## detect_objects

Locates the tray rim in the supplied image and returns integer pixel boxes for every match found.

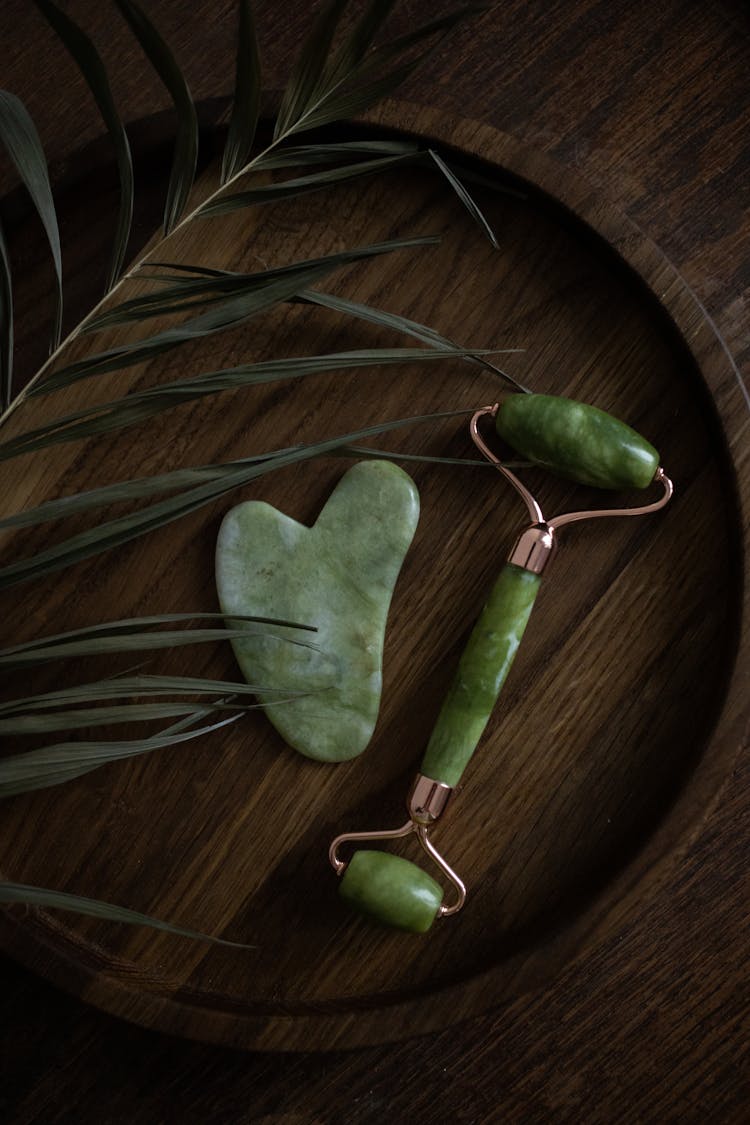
[0,98,746,1051]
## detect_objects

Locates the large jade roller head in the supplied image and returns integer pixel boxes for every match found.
[471,395,673,577]
[330,396,673,934]
[495,394,660,490]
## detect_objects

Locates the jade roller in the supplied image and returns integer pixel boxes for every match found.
[329,394,674,933]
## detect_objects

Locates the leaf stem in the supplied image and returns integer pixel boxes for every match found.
[0,13,497,425]
[0,125,314,428]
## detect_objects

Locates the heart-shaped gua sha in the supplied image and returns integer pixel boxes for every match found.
[215,460,420,762]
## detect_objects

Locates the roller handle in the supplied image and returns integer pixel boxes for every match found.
[420,564,541,788]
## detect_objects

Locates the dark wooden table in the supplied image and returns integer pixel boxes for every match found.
[1,1,748,1121]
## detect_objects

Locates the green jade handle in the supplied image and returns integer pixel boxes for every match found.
[337,394,667,933]
[418,392,660,788]
[339,566,541,934]
[420,564,541,787]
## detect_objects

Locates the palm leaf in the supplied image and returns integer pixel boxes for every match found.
[427,148,499,249]
[324,0,399,84]
[251,139,418,170]
[296,289,527,390]
[279,5,482,136]
[79,235,437,334]
[27,237,437,394]
[0,701,266,735]
[0,455,284,531]
[94,275,525,387]
[364,6,485,65]
[0,217,12,411]
[0,612,315,667]
[273,0,349,139]
[143,261,231,279]
[0,409,470,590]
[0,439,517,534]
[0,90,62,348]
[0,344,495,459]
[0,707,244,797]
[273,2,480,140]
[35,0,134,290]
[338,444,527,468]
[296,287,464,345]
[0,674,311,716]
[297,49,436,132]
[0,628,313,667]
[113,0,198,234]
[221,0,261,184]
[200,152,413,216]
[199,143,499,249]
[0,677,318,733]
[0,880,252,946]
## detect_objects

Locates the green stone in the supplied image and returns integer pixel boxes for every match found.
[496,394,660,489]
[339,850,444,932]
[215,460,419,762]
[421,564,541,787]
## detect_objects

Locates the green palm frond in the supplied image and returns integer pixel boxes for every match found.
[80,236,438,335]
[0,217,12,410]
[274,0,350,139]
[0,612,316,667]
[0,345,500,461]
[0,674,312,717]
[0,1,518,937]
[274,1,482,139]
[113,0,198,233]
[0,409,472,590]
[221,0,261,183]
[0,711,245,788]
[427,148,500,249]
[0,880,253,946]
[29,237,438,395]
[295,288,528,391]
[0,90,62,350]
[200,152,414,215]
[0,617,323,793]
[35,0,134,289]
[252,139,419,169]
[0,442,524,536]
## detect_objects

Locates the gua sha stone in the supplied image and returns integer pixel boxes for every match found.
[215,460,420,762]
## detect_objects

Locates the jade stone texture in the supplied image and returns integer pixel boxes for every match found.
[496,394,660,489]
[215,461,419,762]
[339,850,444,933]
[421,564,541,787]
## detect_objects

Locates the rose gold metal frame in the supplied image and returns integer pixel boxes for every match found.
[470,406,543,524]
[408,774,453,824]
[328,774,467,917]
[470,404,674,570]
[328,406,673,929]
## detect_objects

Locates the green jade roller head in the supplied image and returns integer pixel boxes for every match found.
[329,394,673,933]
[495,394,660,490]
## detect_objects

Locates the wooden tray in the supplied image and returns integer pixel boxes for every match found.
[0,102,746,1051]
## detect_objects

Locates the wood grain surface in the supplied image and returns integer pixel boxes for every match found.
[0,0,748,1121]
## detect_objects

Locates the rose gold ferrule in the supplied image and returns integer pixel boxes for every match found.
[408,774,454,825]
[507,522,556,574]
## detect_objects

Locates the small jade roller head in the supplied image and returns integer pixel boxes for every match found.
[339,851,444,933]
[331,776,461,933]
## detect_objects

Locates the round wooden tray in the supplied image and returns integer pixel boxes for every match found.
[0,102,746,1051]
